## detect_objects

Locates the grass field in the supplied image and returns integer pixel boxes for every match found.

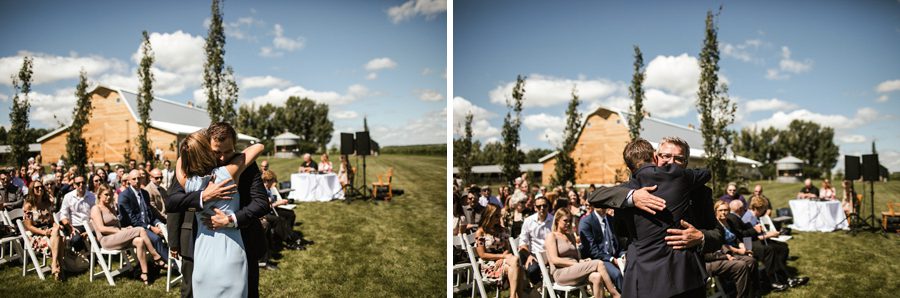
[0,154,446,297]
[469,179,900,298]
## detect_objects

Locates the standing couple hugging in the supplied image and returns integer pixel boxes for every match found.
[166,122,271,298]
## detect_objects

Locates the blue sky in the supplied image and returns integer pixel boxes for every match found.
[0,0,447,146]
[453,0,900,172]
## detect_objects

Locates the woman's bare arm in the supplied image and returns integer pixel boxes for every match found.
[175,157,187,187]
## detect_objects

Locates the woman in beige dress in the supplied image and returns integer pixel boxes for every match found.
[89,184,166,285]
[545,208,620,298]
[22,180,63,280]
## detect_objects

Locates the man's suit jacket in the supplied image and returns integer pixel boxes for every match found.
[724,213,759,240]
[578,211,623,261]
[0,184,23,210]
[144,182,168,223]
[165,163,269,262]
[118,186,162,229]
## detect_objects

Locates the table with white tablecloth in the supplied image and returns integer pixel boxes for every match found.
[788,199,848,232]
[287,173,344,202]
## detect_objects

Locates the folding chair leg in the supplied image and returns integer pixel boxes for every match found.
[94,250,116,286]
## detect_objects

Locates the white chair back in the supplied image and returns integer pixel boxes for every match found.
[759,215,778,233]
[15,218,49,280]
[509,237,519,258]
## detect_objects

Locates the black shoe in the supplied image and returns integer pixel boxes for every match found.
[788,277,809,287]
[770,283,789,292]
[264,263,279,271]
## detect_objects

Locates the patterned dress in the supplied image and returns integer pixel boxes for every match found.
[476,228,511,282]
[24,204,54,255]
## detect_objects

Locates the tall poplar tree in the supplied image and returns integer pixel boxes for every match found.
[203,0,226,122]
[8,57,33,167]
[697,9,737,193]
[222,66,239,124]
[67,70,92,177]
[456,113,474,184]
[500,75,525,184]
[628,45,646,141]
[552,87,581,187]
[137,30,155,163]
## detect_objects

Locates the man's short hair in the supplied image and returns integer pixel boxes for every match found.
[728,200,743,213]
[659,136,690,165]
[207,122,237,145]
[623,138,655,171]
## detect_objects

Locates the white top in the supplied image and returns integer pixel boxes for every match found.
[161,168,175,190]
[518,212,554,253]
[59,190,96,227]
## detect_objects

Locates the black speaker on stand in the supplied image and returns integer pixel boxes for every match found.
[844,155,870,232]
[861,154,880,232]
[355,131,371,201]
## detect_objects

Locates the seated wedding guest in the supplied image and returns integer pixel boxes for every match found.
[841,180,858,216]
[819,179,836,200]
[144,168,168,223]
[475,203,526,298]
[507,192,530,237]
[480,186,503,208]
[0,170,23,210]
[118,170,168,262]
[578,205,625,292]
[262,170,302,249]
[547,208,620,298]
[160,159,175,190]
[317,153,333,174]
[710,200,758,297]
[797,178,819,199]
[728,200,806,290]
[59,175,96,252]
[462,188,483,232]
[517,194,553,286]
[22,180,64,280]
[338,155,352,187]
[718,182,747,208]
[453,191,467,236]
[90,185,167,285]
[89,173,105,193]
[298,153,318,173]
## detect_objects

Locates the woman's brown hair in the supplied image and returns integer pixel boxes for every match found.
[479,203,501,231]
[95,184,114,209]
[26,180,50,206]
[180,131,218,177]
[552,207,572,231]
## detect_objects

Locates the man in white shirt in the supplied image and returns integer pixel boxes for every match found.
[478,186,503,208]
[161,159,175,190]
[59,175,96,251]
[517,195,553,285]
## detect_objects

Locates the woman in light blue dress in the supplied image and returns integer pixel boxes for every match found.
[176,131,264,298]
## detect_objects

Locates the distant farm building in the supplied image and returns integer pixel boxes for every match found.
[540,106,761,186]
[37,85,259,164]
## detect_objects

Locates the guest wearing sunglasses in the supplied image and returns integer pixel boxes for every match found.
[59,175,96,252]
[516,195,554,286]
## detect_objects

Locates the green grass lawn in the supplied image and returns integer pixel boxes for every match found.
[0,154,446,297]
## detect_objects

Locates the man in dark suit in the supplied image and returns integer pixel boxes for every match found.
[589,137,723,297]
[166,122,270,298]
[166,207,195,298]
[118,169,168,261]
[578,206,625,291]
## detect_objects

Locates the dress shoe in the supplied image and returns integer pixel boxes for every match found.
[770,283,789,292]
[264,263,279,270]
[788,277,809,287]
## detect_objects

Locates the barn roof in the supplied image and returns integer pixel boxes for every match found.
[37,84,259,143]
[541,105,761,166]
[273,132,301,140]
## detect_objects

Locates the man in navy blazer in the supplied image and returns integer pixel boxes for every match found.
[578,206,625,291]
[118,169,168,261]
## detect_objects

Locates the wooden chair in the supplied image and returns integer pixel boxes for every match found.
[372,167,394,201]
[882,202,900,233]
[84,219,135,286]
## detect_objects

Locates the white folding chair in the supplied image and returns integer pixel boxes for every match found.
[461,233,501,298]
[162,226,183,292]
[509,237,520,258]
[15,218,51,280]
[0,210,24,265]
[534,251,589,298]
[453,234,474,297]
[760,215,792,242]
[84,219,134,286]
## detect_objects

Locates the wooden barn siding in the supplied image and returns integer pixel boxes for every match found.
[41,89,178,164]
[542,110,631,186]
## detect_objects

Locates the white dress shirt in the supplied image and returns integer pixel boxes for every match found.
[60,190,96,227]
[518,212,554,253]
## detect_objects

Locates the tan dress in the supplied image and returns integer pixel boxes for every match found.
[551,234,601,286]
[92,206,143,250]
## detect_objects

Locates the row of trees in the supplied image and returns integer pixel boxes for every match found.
[733,120,839,179]
[235,97,334,154]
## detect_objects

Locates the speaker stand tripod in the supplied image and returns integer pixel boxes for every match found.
[848,181,879,234]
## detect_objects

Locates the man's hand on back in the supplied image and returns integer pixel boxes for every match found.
[201,175,237,203]
[633,185,666,215]
[665,220,703,250]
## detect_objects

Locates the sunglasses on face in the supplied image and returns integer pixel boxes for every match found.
[534,204,547,209]
[93,179,101,183]
[73,181,84,186]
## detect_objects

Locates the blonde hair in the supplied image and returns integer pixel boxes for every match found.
[180,131,218,177]
[749,195,769,212]
[262,169,277,184]
[552,208,572,231]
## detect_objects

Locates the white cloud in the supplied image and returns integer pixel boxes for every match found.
[0,51,127,86]
[240,75,291,89]
[453,96,499,139]
[131,31,205,75]
[371,109,446,146]
[644,89,693,118]
[721,39,764,63]
[523,113,564,130]
[879,150,900,173]
[421,68,434,76]
[488,74,623,108]
[25,88,78,127]
[332,110,359,119]
[416,89,444,101]
[0,93,7,102]
[744,98,799,113]
[644,54,700,97]
[876,79,900,93]
[226,16,263,41]
[766,46,813,80]
[877,95,889,103]
[366,73,378,80]
[272,24,305,51]
[246,84,371,107]
[365,57,397,71]
[838,134,866,143]
[259,47,281,58]
[753,107,885,130]
[387,0,447,24]
[537,128,564,145]
[192,89,206,105]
